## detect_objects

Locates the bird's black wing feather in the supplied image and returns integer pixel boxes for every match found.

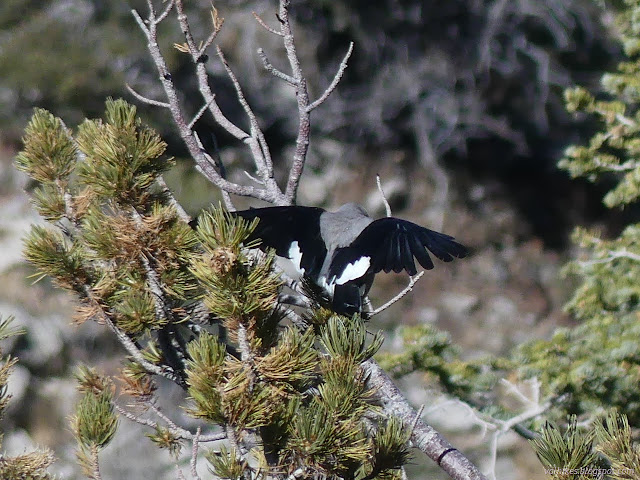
[328,217,467,281]
[234,206,326,279]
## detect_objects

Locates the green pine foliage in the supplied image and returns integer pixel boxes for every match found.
[16,100,416,478]
[19,98,197,339]
[530,415,598,477]
[530,412,640,480]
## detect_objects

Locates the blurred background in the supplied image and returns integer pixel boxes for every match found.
[0,0,630,478]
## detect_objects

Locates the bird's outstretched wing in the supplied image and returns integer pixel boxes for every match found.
[234,206,327,279]
[327,217,468,283]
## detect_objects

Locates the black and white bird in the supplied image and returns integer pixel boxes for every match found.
[234,203,468,316]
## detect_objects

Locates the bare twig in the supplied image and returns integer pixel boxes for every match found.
[114,402,160,430]
[114,402,226,443]
[485,399,550,480]
[216,46,274,178]
[148,400,185,434]
[253,11,284,37]
[376,174,392,218]
[307,42,354,112]
[187,98,215,130]
[370,271,425,316]
[244,170,265,185]
[126,84,171,108]
[200,5,225,54]
[156,0,175,24]
[103,314,183,384]
[258,48,298,86]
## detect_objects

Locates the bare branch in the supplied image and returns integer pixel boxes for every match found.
[277,0,312,203]
[171,0,286,204]
[156,176,191,224]
[307,42,354,112]
[190,427,202,480]
[132,8,150,35]
[126,84,171,108]
[216,45,274,179]
[156,0,175,24]
[114,402,226,443]
[253,11,284,37]
[187,98,215,130]
[114,402,160,430]
[131,2,284,204]
[244,170,265,185]
[370,271,425,316]
[103,315,184,385]
[258,48,297,86]
[362,359,488,480]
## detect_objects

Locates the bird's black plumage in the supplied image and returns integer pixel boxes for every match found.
[328,218,467,280]
[230,204,467,315]
[235,206,326,279]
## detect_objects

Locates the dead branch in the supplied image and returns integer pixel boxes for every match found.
[216,45,274,179]
[257,48,298,86]
[126,84,171,108]
[131,1,284,204]
[253,11,283,37]
[307,42,354,112]
[370,271,425,316]
[171,0,285,204]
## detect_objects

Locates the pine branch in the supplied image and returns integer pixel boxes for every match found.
[362,359,488,480]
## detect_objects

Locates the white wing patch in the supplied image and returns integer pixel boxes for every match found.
[335,256,371,285]
[288,241,305,275]
[318,257,370,296]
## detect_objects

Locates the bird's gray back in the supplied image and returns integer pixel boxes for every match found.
[318,203,374,280]
[320,203,373,250]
